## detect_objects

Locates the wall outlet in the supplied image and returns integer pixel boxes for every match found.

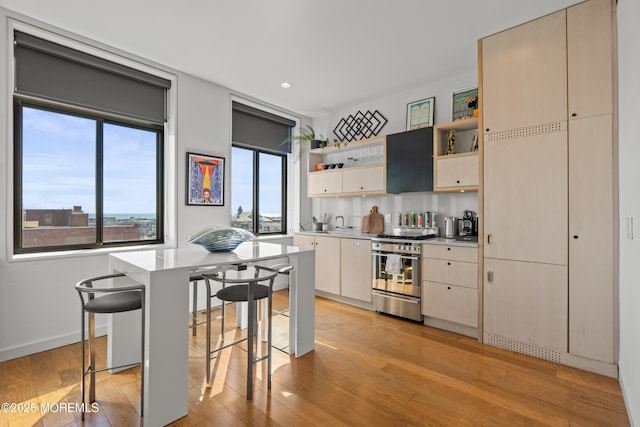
[385,213,392,223]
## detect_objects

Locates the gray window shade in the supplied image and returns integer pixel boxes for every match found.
[232,102,295,154]
[14,31,171,124]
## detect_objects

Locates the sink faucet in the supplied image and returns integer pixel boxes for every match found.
[336,216,344,227]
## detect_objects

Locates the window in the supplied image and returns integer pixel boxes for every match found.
[12,30,170,254]
[230,102,294,236]
[231,146,286,234]
[14,103,164,253]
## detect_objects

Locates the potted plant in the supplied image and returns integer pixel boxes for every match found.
[282,124,328,149]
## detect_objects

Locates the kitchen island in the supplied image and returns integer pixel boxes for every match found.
[108,241,315,427]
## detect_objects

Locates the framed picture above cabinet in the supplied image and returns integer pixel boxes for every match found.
[406,97,435,130]
[451,86,478,121]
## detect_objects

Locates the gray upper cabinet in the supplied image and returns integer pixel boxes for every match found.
[386,127,433,193]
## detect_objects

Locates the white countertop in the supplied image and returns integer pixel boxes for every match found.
[295,231,478,248]
[110,240,313,273]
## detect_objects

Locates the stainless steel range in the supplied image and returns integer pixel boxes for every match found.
[371,228,437,321]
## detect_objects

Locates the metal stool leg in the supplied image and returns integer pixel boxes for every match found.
[191,280,198,336]
[88,311,96,405]
[140,287,145,418]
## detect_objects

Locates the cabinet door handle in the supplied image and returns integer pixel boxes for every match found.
[572,112,578,117]
[487,234,493,245]
[456,180,460,184]
[447,286,451,290]
[487,271,494,283]
[447,262,451,266]
[573,235,579,239]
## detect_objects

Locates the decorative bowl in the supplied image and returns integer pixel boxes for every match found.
[330,163,337,169]
[322,164,330,170]
[337,163,344,168]
[186,226,254,252]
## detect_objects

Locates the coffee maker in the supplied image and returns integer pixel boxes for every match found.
[456,210,478,242]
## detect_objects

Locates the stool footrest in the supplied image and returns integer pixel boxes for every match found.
[209,336,248,355]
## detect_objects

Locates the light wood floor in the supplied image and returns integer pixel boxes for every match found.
[0,292,630,426]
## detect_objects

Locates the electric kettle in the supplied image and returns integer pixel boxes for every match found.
[444,216,457,238]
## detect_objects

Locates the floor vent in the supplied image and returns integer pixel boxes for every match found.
[485,334,562,363]
[485,121,567,142]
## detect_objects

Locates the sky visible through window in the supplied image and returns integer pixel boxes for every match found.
[231,146,283,216]
[22,107,157,217]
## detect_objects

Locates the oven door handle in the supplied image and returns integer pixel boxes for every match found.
[372,290,420,303]
[372,253,420,261]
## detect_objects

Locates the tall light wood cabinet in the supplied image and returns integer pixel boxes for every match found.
[566,0,615,364]
[480,0,617,371]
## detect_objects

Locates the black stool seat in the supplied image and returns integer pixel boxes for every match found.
[216,284,269,302]
[85,291,142,313]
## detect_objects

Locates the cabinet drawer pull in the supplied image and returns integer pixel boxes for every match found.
[447,286,451,290]
[447,262,451,266]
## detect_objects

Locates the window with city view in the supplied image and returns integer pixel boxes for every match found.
[230,146,286,234]
[14,104,163,253]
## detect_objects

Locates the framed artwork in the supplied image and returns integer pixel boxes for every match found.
[406,97,435,131]
[451,86,478,121]
[186,152,224,206]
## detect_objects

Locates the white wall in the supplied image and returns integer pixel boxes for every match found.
[0,9,308,361]
[616,0,640,424]
[307,70,479,232]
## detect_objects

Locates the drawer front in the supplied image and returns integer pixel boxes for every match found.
[422,258,478,289]
[422,244,478,263]
[423,281,478,327]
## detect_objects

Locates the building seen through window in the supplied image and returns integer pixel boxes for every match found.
[230,146,285,234]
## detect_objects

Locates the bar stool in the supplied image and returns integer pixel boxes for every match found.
[203,265,279,399]
[75,273,145,419]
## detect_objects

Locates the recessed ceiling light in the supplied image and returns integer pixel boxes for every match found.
[280,82,291,89]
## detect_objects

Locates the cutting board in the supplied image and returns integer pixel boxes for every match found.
[361,206,384,234]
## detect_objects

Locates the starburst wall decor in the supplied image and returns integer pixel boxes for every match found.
[332,110,388,142]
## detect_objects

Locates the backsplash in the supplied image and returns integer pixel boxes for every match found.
[310,192,478,236]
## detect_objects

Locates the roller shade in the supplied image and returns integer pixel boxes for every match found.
[232,102,295,154]
[14,31,171,124]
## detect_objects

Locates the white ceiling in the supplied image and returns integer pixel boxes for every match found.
[0,0,583,118]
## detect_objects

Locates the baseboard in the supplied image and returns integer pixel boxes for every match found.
[0,325,107,363]
[561,352,618,378]
[619,375,637,427]
[484,332,619,378]
[423,317,478,339]
[315,291,373,311]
